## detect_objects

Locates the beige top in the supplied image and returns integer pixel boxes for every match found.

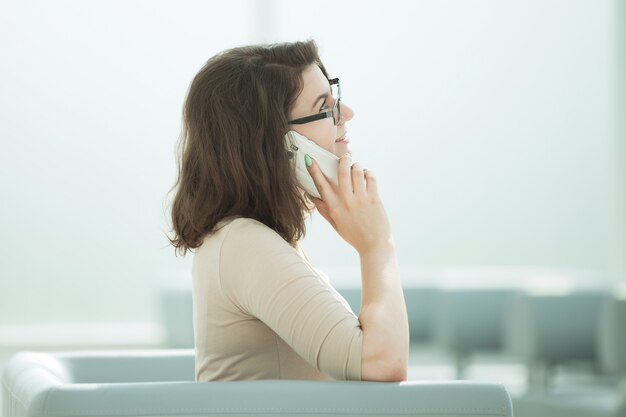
[192,216,363,381]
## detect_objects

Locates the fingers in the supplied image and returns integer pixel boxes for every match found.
[337,152,353,196]
[306,152,375,202]
[305,154,336,205]
[364,168,377,195]
[351,162,366,195]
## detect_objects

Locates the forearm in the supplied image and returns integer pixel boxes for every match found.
[358,240,409,380]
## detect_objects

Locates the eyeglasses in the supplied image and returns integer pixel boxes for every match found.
[288,78,341,126]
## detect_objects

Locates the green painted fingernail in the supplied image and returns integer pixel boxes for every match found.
[304,154,312,167]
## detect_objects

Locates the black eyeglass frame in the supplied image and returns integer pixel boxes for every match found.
[288,78,341,126]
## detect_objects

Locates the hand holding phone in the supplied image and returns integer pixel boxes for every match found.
[301,143,393,256]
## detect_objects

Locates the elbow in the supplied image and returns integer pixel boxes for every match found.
[378,366,407,382]
[392,365,408,382]
[361,358,407,382]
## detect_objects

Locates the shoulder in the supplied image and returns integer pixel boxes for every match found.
[226,217,280,237]
[221,217,295,254]
[209,216,275,239]
[218,217,308,297]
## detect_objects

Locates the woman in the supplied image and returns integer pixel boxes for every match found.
[169,40,409,382]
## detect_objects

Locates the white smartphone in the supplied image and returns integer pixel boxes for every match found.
[285,130,340,199]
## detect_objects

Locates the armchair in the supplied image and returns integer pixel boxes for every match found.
[3,349,513,417]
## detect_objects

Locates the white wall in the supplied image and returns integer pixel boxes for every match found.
[617,0,626,279]
[285,1,621,282]
[0,0,621,329]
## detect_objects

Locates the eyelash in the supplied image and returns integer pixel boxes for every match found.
[319,101,329,112]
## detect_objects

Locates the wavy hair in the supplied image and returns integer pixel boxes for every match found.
[168,40,327,256]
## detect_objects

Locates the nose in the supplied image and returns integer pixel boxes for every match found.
[339,102,354,124]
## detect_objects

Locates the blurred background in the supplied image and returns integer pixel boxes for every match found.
[0,0,624,414]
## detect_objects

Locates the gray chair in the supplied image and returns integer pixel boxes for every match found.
[504,289,610,387]
[159,280,194,348]
[511,293,626,417]
[336,286,440,343]
[2,349,514,417]
[434,288,520,378]
[598,295,626,376]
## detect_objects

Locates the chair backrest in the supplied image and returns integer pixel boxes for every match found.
[505,289,610,364]
[597,295,626,374]
[2,350,514,417]
[435,288,519,353]
[159,281,194,348]
[336,286,441,343]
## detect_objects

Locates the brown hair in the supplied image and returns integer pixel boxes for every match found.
[168,40,328,256]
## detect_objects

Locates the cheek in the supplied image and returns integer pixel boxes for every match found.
[321,134,336,154]
[317,126,337,153]
[294,125,336,153]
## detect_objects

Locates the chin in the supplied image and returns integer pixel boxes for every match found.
[333,146,350,158]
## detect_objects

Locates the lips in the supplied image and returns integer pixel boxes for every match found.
[335,133,347,142]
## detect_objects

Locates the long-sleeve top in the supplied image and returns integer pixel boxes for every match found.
[192,216,363,381]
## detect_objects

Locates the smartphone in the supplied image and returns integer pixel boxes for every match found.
[285,130,340,199]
